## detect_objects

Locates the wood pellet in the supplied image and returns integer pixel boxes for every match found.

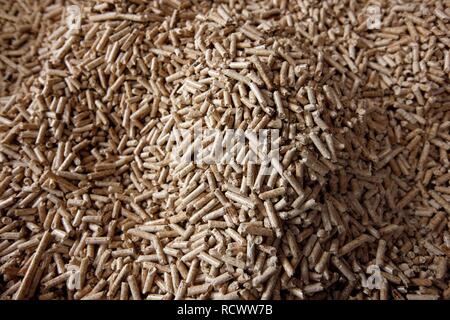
[0,0,449,300]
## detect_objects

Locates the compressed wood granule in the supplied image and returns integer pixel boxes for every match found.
[0,0,449,300]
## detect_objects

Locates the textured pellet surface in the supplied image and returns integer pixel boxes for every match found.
[0,0,449,300]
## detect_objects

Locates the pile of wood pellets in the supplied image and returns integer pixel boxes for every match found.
[0,0,449,300]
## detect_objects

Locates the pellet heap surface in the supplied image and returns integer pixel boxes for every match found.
[0,0,449,300]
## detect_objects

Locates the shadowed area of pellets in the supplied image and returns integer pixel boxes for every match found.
[0,0,449,300]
